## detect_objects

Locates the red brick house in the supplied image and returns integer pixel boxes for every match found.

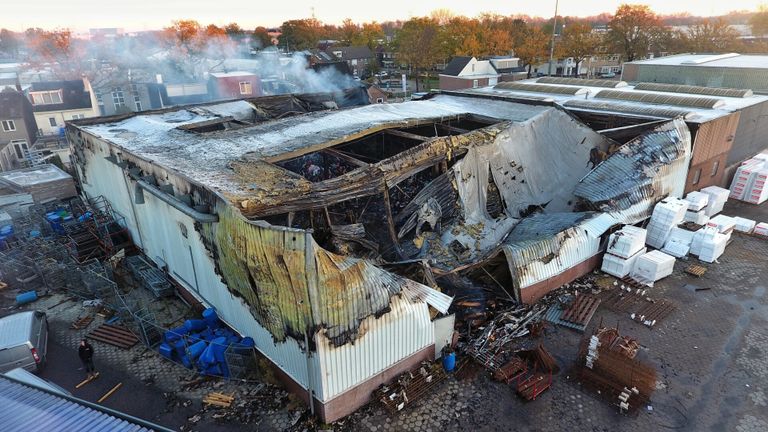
[208,72,262,100]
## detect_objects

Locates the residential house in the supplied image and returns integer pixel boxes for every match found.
[0,89,37,171]
[208,72,262,100]
[439,57,501,90]
[0,72,20,91]
[90,70,166,116]
[367,85,388,104]
[489,57,525,82]
[162,80,210,106]
[27,79,99,137]
[326,46,375,77]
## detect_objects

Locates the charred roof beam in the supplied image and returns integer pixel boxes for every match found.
[383,129,429,142]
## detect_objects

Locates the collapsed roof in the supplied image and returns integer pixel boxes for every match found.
[71,91,692,346]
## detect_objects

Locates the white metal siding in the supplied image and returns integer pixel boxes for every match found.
[78,138,312,389]
[315,295,433,401]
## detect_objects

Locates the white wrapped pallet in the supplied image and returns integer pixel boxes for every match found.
[729,160,763,201]
[601,247,647,278]
[707,215,736,234]
[631,250,676,287]
[701,186,730,216]
[646,198,688,249]
[683,209,709,225]
[661,228,696,258]
[732,217,756,234]
[684,191,709,211]
[745,168,768,205]
[607,226,647,259]
[755,223,768,237]
[699,232,728,263]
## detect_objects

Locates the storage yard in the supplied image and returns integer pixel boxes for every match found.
[1,81,768,431]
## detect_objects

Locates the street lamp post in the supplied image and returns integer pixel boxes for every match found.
[547,0,559,77]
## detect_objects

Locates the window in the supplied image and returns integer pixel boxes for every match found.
[71,114,85,120]
[49,117,57,127]
[1,120,15,132]
[376,98,384,103]
[112,87,125,108]
[692,168,702,185]
[11,140,28,159]
[135,100,143,111]
[30,90,62,105]
[239,81,252,95]
[711,160,720,177]
[472,79,479,88]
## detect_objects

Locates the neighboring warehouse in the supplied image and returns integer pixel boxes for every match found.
[621,53,768,94]
[67,87,691,420]
[459,77,768,192]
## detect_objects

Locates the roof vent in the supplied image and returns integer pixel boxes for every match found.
[494,82,589,95]
[537,77,628,88]
[594,89,725,109]
[634,82,752,98]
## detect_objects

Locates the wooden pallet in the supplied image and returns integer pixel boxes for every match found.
[0,281,8,291]
[203,392,235,408]
[87,324,139,349]
[71,315,94,330]
[517,372,551,401]
[561,294,601,326]
[685,264,707,277]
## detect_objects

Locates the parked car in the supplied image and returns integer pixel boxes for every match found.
[600,72,617,78]
[0,311,49,373]
[3,367,69,395]
[375,71,388,78]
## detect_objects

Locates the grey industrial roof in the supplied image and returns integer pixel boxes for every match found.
[459,78,768,123]
[77,94,548,195]
[0,374,171,432]
[625,53,768,69]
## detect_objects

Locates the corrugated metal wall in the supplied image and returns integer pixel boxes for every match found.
[315,294,433,400]
[74,134,316,391]
[730,99,768,166]
[690,113,739,166]
[503,213,616,294]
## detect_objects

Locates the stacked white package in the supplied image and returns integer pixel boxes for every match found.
[601,247,647,278]
[646,198,688,249]
[631,250,676,287]
[707,214,736,234]
[683,210,709,225]
[729,159,764,200]
[661,227,696,258]
[745,168,768,205]
[699,230,729,263]
[690,226,715,256]
[755,223,768,237]
[732,216,756,234]
[701,186,730,216]
[606,226,647,259]
[685,191,709,211]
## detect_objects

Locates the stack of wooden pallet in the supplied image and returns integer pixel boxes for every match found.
[203,392,235,408]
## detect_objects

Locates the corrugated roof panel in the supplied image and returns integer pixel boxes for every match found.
[494,82,589,95]
[537,77,628,88]
[595,89,725,109]
[634,82,753,98]
[0,376,158,432]
[562,99,696,120]
[502,212,616,292]
[574,118,692,224]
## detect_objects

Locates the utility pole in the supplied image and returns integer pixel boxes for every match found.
[547,0,559,77]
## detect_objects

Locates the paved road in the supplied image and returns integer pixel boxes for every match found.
[39,339,186,429]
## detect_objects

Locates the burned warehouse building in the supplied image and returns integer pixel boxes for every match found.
[63,79,766,422]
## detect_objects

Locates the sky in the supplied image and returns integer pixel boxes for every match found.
[2,0,765,32]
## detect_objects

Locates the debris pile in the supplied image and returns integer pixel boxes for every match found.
[571,325,656,414]
[377,361,447,413]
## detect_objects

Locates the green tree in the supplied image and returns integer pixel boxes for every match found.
[252,26,272,49]
[556,22,601,77]
[514,26,549,78]
[749,5,768,36]
[685,18,741,52]
[395,17,443,92]
[352,22,385,50]
[607,4,666,61]
[0,29,19,57]
[280,18,322,50]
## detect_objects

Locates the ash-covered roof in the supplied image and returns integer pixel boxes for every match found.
[76,94,548,196]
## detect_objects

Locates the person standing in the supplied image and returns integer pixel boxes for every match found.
[78,339,96,379]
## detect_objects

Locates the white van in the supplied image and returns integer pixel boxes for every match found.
[0,311,49,373]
